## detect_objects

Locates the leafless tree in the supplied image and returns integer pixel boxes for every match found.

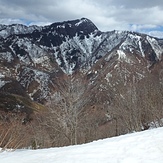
[45,74,91,146]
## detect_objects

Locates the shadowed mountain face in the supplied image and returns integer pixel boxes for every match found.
[0,17,163,117]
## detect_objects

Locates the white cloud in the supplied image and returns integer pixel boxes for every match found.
[28,21,52,27]
[148,31,163,38]
[130,24,158,32]
[0,18,24,25]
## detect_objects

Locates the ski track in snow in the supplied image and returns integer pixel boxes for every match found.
[0,127,163,163]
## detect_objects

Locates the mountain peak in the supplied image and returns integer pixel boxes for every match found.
[77,17,96,26]
[49,18,98,36]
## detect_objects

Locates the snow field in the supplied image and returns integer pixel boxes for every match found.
[0,127,163,163]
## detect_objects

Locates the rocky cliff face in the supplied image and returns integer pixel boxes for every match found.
[0,17,163,115]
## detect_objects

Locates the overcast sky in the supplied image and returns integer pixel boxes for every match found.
[0,0,163,38]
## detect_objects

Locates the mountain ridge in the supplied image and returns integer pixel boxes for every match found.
[0,18,163,148]
[0,18,163,101]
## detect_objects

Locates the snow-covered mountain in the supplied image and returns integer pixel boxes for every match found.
[0,18,163,149]
[1,18,162,75]
[0,18,163,128]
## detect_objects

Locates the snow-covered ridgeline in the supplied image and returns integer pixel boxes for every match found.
[1,19,163,75]
[0,24,41,38]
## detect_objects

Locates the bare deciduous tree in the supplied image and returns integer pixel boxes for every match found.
[45,75,90,146]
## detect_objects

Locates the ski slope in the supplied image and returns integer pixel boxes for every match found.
[0,127,163,163]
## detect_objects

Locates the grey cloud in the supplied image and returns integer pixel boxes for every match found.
[110,0,163,9]
[0,0,83,22]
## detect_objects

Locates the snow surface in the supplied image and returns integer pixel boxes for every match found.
[0,127,163,163]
